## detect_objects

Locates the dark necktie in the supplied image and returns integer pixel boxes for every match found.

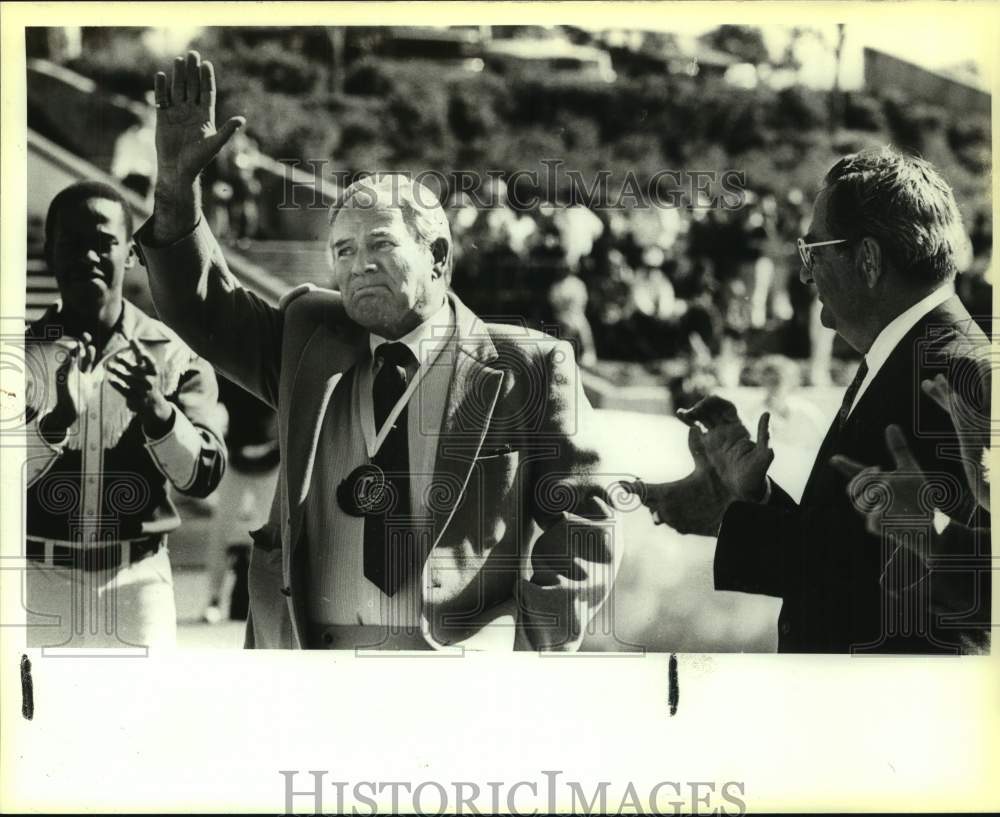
[836,358,869,429]
[364,342,415,596]
[801,358,871,504]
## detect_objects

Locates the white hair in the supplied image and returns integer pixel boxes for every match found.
[329,173,453,277]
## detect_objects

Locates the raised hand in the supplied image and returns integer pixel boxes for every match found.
[677,396,773,503]
[153,51,245,188]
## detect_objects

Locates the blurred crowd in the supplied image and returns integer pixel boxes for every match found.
[444,179,992,390]
[109,120,993,403]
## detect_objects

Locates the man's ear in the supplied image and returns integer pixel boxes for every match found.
[858,237,883,288]
[429,237,450,279]
[124,244,137,270]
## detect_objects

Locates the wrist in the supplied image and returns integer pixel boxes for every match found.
[141,400,175,439]
[152,175,201,243]
[155,165,196,192]
[742,478,769,504]
[42,404,74,431]
[39,408,73,445]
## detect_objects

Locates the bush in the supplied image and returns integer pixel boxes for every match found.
[882,90,930,152]
[228,40,324,95]
[948,116,990,152]
[384,81,450,162]
[771,86,828,131]
[344,58,399,96]
[447,79,502,144]
[66,39,159,100]
[947,116,991,173]
[60,34,990,224]
[842,92,885,131]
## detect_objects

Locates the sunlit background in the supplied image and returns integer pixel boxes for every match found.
[23,22,992,650]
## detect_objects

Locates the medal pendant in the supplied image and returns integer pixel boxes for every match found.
[337,463,390,517]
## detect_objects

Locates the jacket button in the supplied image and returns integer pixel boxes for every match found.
[322,631,334,645]
[280,586,291,597]
[780,620,791,635]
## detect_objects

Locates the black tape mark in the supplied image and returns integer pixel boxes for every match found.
[21,654,34,720]
[668,653,679,716]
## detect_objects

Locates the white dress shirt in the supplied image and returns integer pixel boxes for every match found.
[306,297,457,628]
[364,297,456,503]
[759,283,954,506]
[847,283,954,418]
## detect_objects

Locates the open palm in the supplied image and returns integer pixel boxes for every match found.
[624,426,736,537]
[677,396,773,502]
[153,51,245,185]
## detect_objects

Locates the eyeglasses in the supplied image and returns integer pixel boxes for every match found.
[797,237,847,270]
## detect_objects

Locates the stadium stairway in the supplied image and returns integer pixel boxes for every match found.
[26,128,291,324]
[26,220,57,325]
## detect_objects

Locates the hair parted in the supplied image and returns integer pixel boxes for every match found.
[821,146,970,284]
[329,173,453,278]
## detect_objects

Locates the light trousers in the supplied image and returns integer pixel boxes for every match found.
[25,547,177,649]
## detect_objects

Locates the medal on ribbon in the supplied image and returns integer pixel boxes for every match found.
[337,463,392,517]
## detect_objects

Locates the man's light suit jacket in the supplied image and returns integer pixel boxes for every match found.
[137,219,624,650]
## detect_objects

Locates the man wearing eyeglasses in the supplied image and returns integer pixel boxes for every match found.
[631,146,990,653]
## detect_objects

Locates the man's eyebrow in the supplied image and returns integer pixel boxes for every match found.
[332,228,396,248]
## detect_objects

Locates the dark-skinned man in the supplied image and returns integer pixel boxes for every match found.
[24,181,227,648]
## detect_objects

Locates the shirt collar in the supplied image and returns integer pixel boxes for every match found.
[31,299,166,345]
[369,298,454,368]
[864,283,954,377]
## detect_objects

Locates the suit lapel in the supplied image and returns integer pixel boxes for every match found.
[801,295,975,504]
[431,293,504,545]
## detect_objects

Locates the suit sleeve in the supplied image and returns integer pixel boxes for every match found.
[712,474,799,598]
[516,340,625,651]
[135,217,283,409]
[145,351,228,498]
[714,407,983,607]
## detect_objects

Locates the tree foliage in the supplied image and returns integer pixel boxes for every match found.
[699,25,770,65]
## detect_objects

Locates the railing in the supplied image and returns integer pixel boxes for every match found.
[27,129,290,307]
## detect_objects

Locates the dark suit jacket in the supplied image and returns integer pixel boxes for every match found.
[715,295,990,653]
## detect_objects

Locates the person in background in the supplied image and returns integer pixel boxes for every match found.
[548,267,597,368]
[24,181,227,648]
[749,355,826,450]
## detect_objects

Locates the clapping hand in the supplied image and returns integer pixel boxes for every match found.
[622,425,735,537]
[38,333,99,441]
[106,338,175,438]
[52,332,98,423]
[830,424,931,537]
[677,396,773,503]
[922,372,991,512]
